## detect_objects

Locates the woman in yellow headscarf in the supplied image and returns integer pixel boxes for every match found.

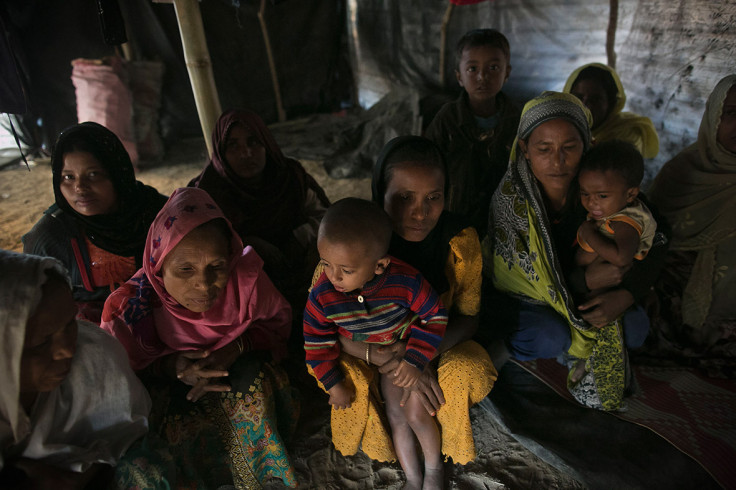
[564,63,659,158]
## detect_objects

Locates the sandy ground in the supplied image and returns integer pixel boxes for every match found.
[0,139,582,489]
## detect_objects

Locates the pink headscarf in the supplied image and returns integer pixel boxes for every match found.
[101,187,291,370]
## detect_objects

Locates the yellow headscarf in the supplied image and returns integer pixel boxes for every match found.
[564,63,659,158]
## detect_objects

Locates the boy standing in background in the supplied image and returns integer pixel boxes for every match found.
[425,28,520,236]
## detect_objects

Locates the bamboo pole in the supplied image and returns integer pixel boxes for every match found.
[606,0,618,69]
[439,3,454,87]
[257,0,286,122]
[172,0,221,156]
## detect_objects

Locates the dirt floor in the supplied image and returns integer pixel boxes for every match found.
[0,139,582,489]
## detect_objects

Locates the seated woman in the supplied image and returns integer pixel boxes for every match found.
[101,187,297,488]
[648,74,736,358]
[563,62,659,158]
[0,249,151,489]
[483,92,668,411]
[22,122,167,324]
[189,109,330,299]
[313,136,496,474]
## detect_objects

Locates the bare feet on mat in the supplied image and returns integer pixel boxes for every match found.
[422,466,444,490]
[402,475,422,490]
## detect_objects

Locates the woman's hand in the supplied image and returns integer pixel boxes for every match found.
[400,364,445,416]
[174,349,233,402]
[584,261,631,290]
[578,288,635,328]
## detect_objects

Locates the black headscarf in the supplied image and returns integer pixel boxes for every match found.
[372,135,469,295]
[50,122,167,265]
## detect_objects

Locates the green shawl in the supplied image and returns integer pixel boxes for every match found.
[485,91,627,410]
[649,75,736,339]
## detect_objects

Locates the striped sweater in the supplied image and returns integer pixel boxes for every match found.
[304,257,447,390]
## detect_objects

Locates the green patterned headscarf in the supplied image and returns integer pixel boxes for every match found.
[487,91,627,411]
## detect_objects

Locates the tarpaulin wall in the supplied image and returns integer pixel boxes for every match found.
[347,0,736,181]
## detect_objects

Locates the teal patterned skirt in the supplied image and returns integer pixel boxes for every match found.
[120,355,298,489]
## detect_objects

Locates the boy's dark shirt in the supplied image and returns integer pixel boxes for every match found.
[425,91,520,237]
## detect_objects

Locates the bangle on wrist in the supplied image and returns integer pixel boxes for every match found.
[365,344,371,364]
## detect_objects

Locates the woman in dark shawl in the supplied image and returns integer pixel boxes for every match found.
[189,109,330,297]
[22,122,167,324]
[322,135,496,467]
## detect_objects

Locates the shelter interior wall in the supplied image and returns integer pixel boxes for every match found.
[348,0,736,183]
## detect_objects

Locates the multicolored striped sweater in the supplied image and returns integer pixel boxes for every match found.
[304,257,447,390]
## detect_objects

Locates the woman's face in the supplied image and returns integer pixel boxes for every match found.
[519,119,584,200]
[383,163,445,242]
[20,275,78,395]
[161,224,231,313]
[224,124,267,180]
[571,78,610,129]
[59,151,119,216]
[717,85,736,154]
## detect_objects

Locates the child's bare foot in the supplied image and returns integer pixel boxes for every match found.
[422,466,443,490]
[402,475,422,490]
[570,359,587,384]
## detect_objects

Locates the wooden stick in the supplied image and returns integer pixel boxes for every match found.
[258,0,286,122]
[606,0,618,69]
[172,0,222,156]
[439,3,454,87]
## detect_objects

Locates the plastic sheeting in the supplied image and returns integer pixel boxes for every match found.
[346,0,736,183]
[2,0,351,151]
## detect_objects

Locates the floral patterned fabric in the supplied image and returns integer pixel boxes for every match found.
[485,92,628,411]
[118,356,298,489]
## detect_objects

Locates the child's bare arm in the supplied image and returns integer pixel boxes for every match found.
[577,220,639,267]
[327,380,355,410]
[576,220,600,266]
[576,245,598,266]
[392,360,421,388]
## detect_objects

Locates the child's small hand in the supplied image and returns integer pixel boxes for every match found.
[327,381,355,410]
[392,360,421,388]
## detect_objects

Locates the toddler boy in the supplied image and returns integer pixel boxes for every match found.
[304,197,447,490]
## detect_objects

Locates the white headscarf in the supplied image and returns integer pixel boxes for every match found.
[0,250,68,445]
[0,249,150,471]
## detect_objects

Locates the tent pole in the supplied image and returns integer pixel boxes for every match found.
[439,3,454,87]
[257,0,286,122]
[606,0,618,69]
[172,0,221,156]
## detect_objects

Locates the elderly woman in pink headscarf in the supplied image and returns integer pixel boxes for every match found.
[101,187,297,488]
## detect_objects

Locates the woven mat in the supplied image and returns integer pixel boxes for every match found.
[515,358,736,489]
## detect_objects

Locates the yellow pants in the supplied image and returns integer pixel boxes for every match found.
[309,340,497,464]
